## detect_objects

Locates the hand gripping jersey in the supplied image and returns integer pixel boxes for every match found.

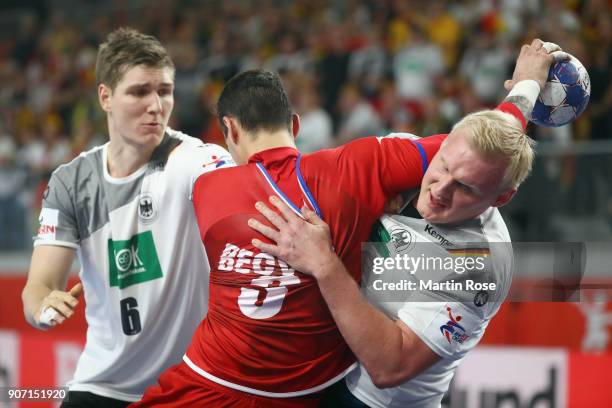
[34,129,233,401]
[188,135,445,397]
[347,208,513,408]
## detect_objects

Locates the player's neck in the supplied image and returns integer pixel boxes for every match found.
[243,129,297,159]
[107,139,156,178]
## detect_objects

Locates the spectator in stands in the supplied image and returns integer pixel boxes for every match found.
[293,76,333,153]
[337,82,384,142]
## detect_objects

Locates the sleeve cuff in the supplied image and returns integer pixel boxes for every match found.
[496,79,541,130]
[33,240,79,249]
[496,102,528,130]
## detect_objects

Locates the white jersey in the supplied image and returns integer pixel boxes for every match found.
[348,207,513,408]
[34,129,233,401]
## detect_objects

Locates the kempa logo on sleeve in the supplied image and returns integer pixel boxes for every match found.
[108,231,163,289]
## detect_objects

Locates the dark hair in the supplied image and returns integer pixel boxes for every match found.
[217,70,293,136]
[95,27,174,90]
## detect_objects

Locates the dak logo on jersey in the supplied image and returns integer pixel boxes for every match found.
[108,231,163,289]
[138,193,157,223]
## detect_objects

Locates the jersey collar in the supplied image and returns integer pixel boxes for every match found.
[248,147,299,165]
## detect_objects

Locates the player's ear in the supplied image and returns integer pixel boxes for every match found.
[493,188,517,208]
[223,116,240,145]
[98,84,111,112]
[291,113,300,140]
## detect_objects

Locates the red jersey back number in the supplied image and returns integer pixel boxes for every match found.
[218,243,301,319]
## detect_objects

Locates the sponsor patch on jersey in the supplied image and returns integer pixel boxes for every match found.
[424,224,455,247]
[440,306,470,344]
[201,153,232,170]
[37,208,59,239]
[108,231,163,289]
[138,193,157,224]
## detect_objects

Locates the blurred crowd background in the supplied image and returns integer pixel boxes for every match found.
[0,0,610,251]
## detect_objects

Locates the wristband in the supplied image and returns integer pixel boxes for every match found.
[508,79,541,110]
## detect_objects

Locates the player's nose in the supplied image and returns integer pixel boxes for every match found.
[146,93,163,114]
[433,176,453,199]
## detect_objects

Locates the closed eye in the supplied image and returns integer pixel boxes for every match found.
[457,182,478,195]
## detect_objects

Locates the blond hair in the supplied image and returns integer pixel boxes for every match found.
[452,110,536,189]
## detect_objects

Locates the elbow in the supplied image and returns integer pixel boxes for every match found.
[370,375,397,389]
[369,365,418,389]
[367,334,421,388]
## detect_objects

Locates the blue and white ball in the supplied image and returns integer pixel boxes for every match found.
[531,55,590,127]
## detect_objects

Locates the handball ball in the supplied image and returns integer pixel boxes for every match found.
[531,55,590,127]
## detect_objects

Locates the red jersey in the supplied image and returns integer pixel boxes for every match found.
[186,134,445,397]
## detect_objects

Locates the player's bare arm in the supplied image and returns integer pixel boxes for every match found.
[249,196,441,387]
[22,245,82,329]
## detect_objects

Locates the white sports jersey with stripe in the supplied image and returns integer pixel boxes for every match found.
[34,129,233,401]
[348,207,513,408]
